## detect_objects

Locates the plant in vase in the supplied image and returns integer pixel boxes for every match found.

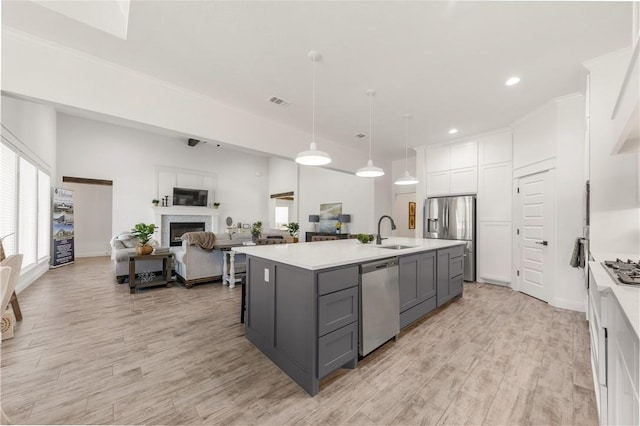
[251,221,263,243]
[131,223,157,255]
[286,222,300,243]
[213,202,220,209]
[152,199,159,207]
[335,221,342,234]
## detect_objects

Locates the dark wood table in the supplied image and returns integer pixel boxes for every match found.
[128,253,173,294]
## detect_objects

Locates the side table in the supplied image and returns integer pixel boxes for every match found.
[128,253,173,294]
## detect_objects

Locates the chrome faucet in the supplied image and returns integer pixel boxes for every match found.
[376,215,397,244]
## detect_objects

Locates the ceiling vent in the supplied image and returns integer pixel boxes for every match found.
[269,96,290,107]
[188,138,200,147]
[355,133,367,139]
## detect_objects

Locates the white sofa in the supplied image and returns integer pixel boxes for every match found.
[110,232,163,283]
[173,232,252,288]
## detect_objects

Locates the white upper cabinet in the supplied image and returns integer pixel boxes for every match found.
[478,131,512,165]
[450,167,477,194]
[426,171,450,196]
[425,144,450,172]
[450,140,478,169]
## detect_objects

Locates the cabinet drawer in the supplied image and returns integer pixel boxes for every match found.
[450,256,464,278]
[450,274,463,297]
[317,266,359,295]
[449,245,464,258]
[318,287,358,337]
[318,322,358,379]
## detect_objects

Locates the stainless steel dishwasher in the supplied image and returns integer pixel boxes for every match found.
[359,257,400,356]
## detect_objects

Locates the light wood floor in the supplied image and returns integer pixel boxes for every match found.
[1,257,597,425]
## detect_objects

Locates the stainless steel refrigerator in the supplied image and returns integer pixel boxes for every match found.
[424,195,476,281]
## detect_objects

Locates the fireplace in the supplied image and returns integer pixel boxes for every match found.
[169,222,205,246]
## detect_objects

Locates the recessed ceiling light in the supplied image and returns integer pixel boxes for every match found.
[448,128,458,135]
[505,76,521,86]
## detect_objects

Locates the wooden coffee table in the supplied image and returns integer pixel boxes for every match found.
[128,253,173,294]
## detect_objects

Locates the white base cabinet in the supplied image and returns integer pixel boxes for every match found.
[607,295,639,426]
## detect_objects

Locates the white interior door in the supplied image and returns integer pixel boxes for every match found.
[517,170,553,302]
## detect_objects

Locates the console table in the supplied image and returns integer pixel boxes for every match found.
[305,232,350,242]
[128,253,173,294]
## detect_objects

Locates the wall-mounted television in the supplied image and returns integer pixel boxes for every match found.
[173,187,208,206]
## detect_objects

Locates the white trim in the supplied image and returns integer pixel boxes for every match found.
[551,297,586,312]
[509,92,583,129]
[512,158,556,178]
[76,252,110,258]
[15,259,49,294]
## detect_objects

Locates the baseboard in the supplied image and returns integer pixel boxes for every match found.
[16,261,49,294]
[551,297,586,313]
[76,252,110,258]
[477,276,511,287]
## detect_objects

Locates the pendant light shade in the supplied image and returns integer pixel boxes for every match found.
[295,51,332,166]
[356,89,384,178]
[394,113,419,185]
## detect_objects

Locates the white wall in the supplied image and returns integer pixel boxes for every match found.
[553,95,588,310]
[268,157,299,229]
[1,95,56,173]
[62,181,113,257]
[1,95,57,291]
[584,49,640,254]
[298,167,375,238]
[56,113,270,237]
[512,101,556,170]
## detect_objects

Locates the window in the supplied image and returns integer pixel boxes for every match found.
[0,143,17,256]
[275,206,289,228]
[1,140,51,269]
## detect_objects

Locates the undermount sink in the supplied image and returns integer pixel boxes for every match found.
[377,245,416,250]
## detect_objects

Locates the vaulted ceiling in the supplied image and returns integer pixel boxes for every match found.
[2,1,632,160]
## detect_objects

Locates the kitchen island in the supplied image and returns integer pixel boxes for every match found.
[233,237,466,396]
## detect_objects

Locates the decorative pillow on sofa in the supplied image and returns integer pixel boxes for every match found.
[121,239,141,248]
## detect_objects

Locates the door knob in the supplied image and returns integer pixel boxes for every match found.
[535,240,548,246]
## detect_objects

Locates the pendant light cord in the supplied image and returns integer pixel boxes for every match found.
[368,93,373,160]
[312,56,316,144]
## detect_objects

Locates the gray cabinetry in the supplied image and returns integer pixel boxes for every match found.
[399,251,437,329]
[437,245,465,306]
[245,258,357,396]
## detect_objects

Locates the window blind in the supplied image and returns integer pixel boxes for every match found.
[19,158,37,267]
[0,143,17,256]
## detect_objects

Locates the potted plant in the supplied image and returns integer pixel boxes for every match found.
[213,202,220,209]
[131,223,157,255]
[286,222,300,243]
[152,199,159,207]
[250,221,263,242]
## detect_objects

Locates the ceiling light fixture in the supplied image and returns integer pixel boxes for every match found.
[356,90,384,178]
[395,114,419,186]
[505,76,521,86]
[448,128,458,135]
[295,51,332,166]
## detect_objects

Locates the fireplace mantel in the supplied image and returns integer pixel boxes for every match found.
[152,206,220,246]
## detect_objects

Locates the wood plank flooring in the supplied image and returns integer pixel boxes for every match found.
[1,257,598,425]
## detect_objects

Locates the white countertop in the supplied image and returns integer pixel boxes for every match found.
[232,237,465,271]
[589,252,640,339]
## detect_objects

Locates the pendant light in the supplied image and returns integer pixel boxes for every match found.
[394,114,419,185]
[295,51,332,166]
[356,89,384,177]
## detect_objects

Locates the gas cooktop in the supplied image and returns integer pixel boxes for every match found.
[602,259,640,286]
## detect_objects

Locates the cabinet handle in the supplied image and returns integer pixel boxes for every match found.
[535,240,548,246]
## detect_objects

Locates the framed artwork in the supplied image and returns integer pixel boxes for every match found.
[408,201,416,229]
[319,202,342,233]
